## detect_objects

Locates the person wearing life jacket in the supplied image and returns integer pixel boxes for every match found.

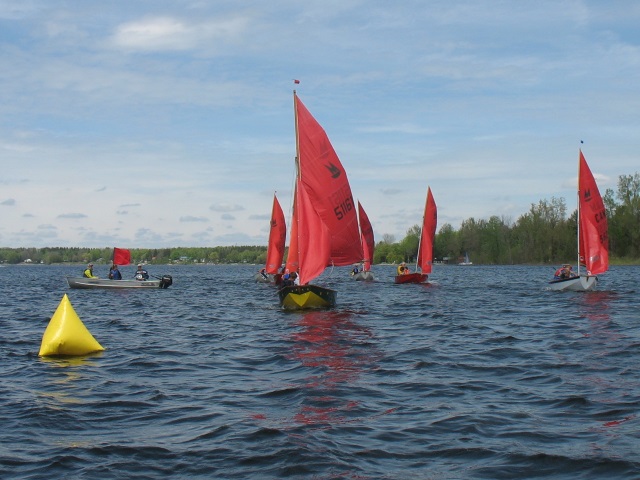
[108,264,122,280]
[554,264,573,280]
[397,262,409,275]
[134,263,149,281]
[83,263,98,278]
[282,269,299,287]
[259,267,268,280]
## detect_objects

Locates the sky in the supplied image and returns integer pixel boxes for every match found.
[1,1,639,248]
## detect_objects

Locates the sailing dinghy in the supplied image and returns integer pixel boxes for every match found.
[458,252,473,266]
[395,187,437,284]
[255,193,286,284]
[352,201,375,281]
[278,91,363,309]
[549,150,608,291]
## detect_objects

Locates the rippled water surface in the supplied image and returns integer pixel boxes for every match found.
[1,264,639,479]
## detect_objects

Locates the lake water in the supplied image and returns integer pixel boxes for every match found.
[0,264,639,479]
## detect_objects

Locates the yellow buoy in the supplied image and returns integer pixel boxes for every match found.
[39,294,105,357]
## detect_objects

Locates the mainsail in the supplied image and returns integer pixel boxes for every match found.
[578,151,608,275]
[294,94,363,267]
[265,194,286,274]
[417,187,437,274]
[357,201,375,272]
[286,92,362,285]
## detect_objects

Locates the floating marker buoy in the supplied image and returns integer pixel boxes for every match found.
[39,294,104,357]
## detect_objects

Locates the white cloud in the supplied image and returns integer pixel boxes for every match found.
[110,15,250,52]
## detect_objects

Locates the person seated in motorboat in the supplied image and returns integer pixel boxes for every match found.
[83,263,98,278]
[553,264,575,280]
[108,263,122,280]
[134,263,149,281]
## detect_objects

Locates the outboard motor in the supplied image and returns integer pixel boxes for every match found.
[159,275,173,289]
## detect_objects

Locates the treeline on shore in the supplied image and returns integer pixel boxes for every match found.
[2,172,639,267]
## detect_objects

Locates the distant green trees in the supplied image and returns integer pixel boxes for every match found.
[1,172,638,266]
[0,246,270,266]
[604,173,640,260]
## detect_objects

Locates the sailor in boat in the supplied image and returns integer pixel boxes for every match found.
[273,265,285,286]
[83,263,98,278]
[351,264,359,276]
[135,264,150,281]
[553,264,576,280]
[282,271,299,287]
[397,262,410,275]
[259,267,268,280]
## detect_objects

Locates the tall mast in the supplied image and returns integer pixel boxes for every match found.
[576,149,581,276]
[292,90,301,270]
[293,90,301,180]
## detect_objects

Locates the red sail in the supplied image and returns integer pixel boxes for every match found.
[578,151,608,275]
[285,190,299,274]
[265,194,286,274]
[112,247,131,266]
[295,95,363,266]
[293,178,331,285]
[358,201,375,271]
[417,187,437,274]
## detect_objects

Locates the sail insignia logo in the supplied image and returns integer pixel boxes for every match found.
[584,188,592,202]
[325,162,341,179]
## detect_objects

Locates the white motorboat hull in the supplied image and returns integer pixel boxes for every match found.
[67,276,172,289]
[548,275,597,292]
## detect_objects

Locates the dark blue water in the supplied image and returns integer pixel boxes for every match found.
[1,264,639,479]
